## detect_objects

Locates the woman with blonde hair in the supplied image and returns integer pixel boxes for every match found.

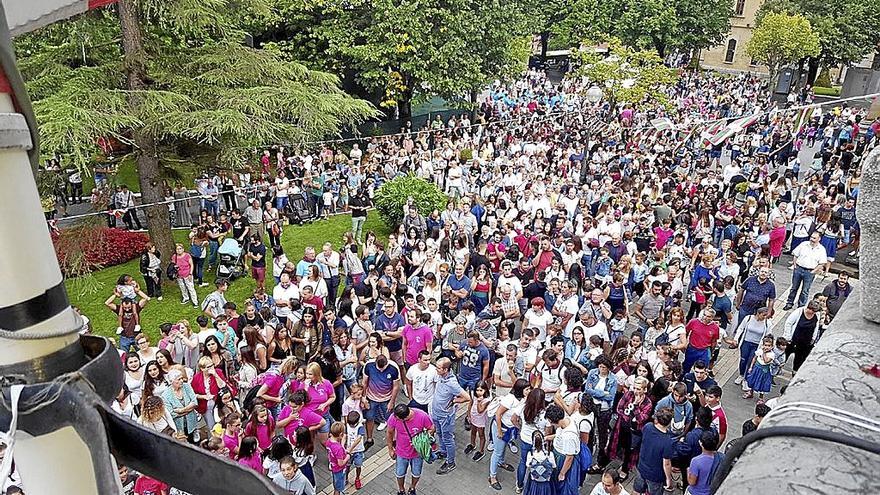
[139,395,176,435]
[254,356,299,417]
[303,361,336,445]
[172,242,198,306]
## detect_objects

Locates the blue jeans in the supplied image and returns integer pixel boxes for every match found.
[433,413,456,465]
[788,266,815,307]
[682,345,711,375]
[489,423,507,478]
[276,196,289,211]
[208,240,219,266]
[204,199,219,218]
[516,440,533,489]
[194,257,205,284]
[352,216,366,241]
[119,335,136,354]
[739,340,759,377]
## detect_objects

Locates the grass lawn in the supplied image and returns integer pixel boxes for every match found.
[67,213,391,342]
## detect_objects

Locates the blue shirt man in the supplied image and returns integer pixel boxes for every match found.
[458,332,489,390]
[431,358,471,473]
[636,408,676,493]
[654,383,694,439]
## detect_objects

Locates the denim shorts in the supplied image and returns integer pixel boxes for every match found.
[633,472,664,495]
[320,411,333,433]
[365,399,389,422]
[395,456,424,478]
[350,451,365,467]
[458,375,479,392]
[332,470,346,491]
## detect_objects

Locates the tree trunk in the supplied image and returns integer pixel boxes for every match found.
[540,31,550,59]
[806,57,820,86]
[117,0,175,259]
[872,45,880,71]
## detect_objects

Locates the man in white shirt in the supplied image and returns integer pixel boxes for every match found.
[272,273,300,324]
[552,281,580,338]
[317,242,341,307]
[406,350,438,412]
[785,232,828,310]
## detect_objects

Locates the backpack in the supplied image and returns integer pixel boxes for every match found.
[242,372,272,413]
[166,256,179,281]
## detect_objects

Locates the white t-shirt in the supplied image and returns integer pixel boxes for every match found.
[498,393,521,428]
[273,283,300,318]
[525,309,554,341]
[552,420,581,456]
[536,362,567,395]
[517,407,547,443]
[406,364,439,407]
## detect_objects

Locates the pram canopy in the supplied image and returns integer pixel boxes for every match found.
[218,238,242,258]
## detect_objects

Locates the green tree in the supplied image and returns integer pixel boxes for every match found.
[258,0,530,119]
[373,175,447,228]
[746,12,820,83]
[571,37,678,109]
[614,0,730,58]
[758,0,880,80]
[16,1,376,256]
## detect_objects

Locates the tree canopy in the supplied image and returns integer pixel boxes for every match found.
[571,37,678,108]
[252,0,531,118]
[758,0,880,69]
[746,12,820,82]
[16,2,377,171]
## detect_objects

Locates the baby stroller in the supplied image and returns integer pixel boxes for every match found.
[217,238,245,280]
[285,192,313,225]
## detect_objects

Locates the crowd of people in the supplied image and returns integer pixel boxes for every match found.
[25,66,877,495]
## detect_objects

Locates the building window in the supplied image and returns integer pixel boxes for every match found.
[725,39,737,63]
[735,0,746,16]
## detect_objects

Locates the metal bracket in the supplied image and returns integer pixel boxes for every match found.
[0,335,283,494]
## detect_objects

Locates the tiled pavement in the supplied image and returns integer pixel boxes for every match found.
[308,259,826,495]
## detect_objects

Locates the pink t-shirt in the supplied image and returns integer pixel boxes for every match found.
[222,434,239,458]
[327,439,348,473]
[402,324,433,365]
[173,253,193,278]
[262,372,286,399]
[251,423,273,451]
[386,409,434,460]
[278,405,323,438]
[238,453,264,474]
[304,379,334,416]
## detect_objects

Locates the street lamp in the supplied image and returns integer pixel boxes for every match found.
[586,85,604,103]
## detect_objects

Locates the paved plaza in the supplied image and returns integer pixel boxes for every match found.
[302,259,822,495]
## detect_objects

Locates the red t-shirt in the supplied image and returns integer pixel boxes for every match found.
[134,476,169,495]
[710,404,728,438]
[685,319,720,349]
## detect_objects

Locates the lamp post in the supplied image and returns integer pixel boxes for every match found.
[586,85,604,104]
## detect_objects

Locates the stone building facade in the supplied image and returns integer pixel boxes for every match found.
[700,0,768,74]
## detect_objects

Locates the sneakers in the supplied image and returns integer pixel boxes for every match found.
[199,282,209,287]
[515,486,523,494]
[487,442,495,452]
[464,444,475,455]
[180,299,189,305]
[436,462,456,475]
[734,376,743,385]
[407,489,416,495]
[355,478,362,490]
[376,421,387,431]
[156,296,163,301]
[472,451,485,462]
[783,303,794,311]
[508,442,519,454]
[364,438,374,450]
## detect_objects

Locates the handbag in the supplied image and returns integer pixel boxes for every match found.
[403,418,436,463]
[166,256,179,281]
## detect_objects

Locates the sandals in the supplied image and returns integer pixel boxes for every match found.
[488,478,502,491]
